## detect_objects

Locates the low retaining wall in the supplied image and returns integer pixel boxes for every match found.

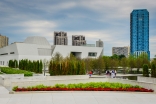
[138,76,156,84]
[1,75,156,92]
[0,74,24,86]
[1,74,24,79]
[46,75,89,80]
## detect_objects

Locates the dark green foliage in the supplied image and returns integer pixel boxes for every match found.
[39,60,43,73]
[12,59,43,73]
[8,60,18,68]
[143,64,149,77]
[151,63,156,78]
[0,67,33,76]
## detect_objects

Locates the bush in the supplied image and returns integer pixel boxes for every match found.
[143,64,149,77]
[151,63,156,78]
[0,67,33,76]
[18,59,43,73]
[8,60,18,68]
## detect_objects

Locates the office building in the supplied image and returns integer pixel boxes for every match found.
[130,9,150,59]
[96,39,103,47]
[0,34,9,48]
[54,31,68,45]
[72,35,86,46]
[112,46,129,57]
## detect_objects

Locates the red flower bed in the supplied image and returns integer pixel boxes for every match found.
[15,87,154,92]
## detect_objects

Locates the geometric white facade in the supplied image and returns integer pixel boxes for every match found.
[0,36,103,66]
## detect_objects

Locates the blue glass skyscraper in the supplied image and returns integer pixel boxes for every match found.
[130,9,150,59]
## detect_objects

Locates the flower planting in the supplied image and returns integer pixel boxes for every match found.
[12,82,154,92]
[0,67,33,76]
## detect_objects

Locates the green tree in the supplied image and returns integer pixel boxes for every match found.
[120,57,128,74]
[151,63,156,77]
[103,56,111,70]
[143,64,149,77]
[97,56,105,75]
[128,55,136,72]
[118,55,126,60]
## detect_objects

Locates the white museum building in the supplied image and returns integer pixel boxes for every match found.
[0,36,103,66]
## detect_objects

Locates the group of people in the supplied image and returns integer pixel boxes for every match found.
[106,70,117,78]
[88,70,117,78]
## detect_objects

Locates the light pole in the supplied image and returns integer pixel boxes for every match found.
[43,59,46,76]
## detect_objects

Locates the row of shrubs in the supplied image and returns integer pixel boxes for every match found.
[9,59,43,73]
[13,82,154,92]
[19,59,43,73]
[0,67,33,76]
[143,63,156,77]
[49,53,86,75]
[9,60,18,68]
[151,63,156,78]
[13,82,141,91]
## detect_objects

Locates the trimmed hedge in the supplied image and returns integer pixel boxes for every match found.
[151,63,156,78]
[0,67,33,76]
[19,59,43,73]
[143,64,149,77]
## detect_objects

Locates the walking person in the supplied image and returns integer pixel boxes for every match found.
[106,70,109,78]
[111,70,115,78]
[89,71,92,78]
[114,70,117,78]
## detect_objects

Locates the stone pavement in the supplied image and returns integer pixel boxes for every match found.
[0,85,156,104]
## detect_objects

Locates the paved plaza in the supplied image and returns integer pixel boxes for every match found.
[0,85,156,104]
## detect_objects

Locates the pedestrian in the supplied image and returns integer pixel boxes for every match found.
[89,71,92,78]
[111,70,115,78]
[106,70,110,78]
[115,70,117,77]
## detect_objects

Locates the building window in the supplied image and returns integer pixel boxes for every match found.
[10,52,15,54]
[0,53,8,55]
[88,52,97,57]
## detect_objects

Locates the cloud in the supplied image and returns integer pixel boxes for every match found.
[0,0,156,58]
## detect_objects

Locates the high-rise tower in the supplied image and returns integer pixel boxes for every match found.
[72,35,86,46]
[130,9,150,59]
[0,34,9,48]
[54,31,68,45]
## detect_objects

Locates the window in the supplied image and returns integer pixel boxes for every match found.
[10,52,15,54]
[0,53,8,55]
[88,52,97,57]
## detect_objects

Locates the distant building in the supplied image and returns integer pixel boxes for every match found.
[130,9,150,59]
[0,36,103,66]
[0,34,9,48]
[72,35,86,46]
[54,31,68,45]
[96,39,103,47]
[112,46,129,57]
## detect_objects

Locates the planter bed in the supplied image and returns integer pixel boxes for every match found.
[13,82,154,92]
[14,87,153,92]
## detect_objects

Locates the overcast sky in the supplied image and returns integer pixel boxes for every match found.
[0,0,156,58]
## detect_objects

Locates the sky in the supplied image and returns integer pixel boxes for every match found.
[0,0,156,58]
